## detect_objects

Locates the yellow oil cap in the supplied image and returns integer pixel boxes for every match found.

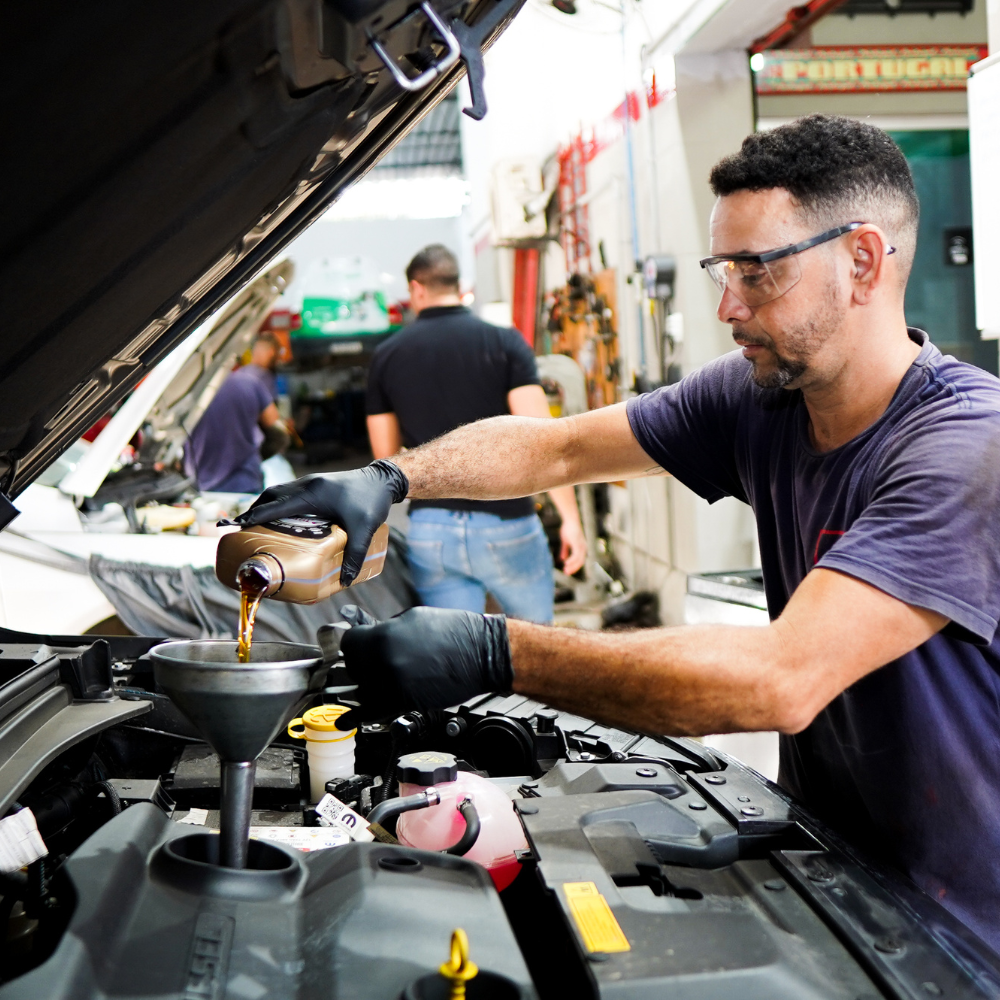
[301,705,351,731]
[439,929,478,999]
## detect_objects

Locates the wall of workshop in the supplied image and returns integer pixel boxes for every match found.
[758,3,988,122]
[454,3,766,620]
[755,5,994,372]
[274,214,472,309]
[574,54,761,623]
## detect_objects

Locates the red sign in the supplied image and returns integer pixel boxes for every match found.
[754,46,988,94]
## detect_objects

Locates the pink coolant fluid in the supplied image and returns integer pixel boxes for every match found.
[394,751,528,890]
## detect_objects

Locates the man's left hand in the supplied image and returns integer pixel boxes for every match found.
[560,521,587,576]
[339,605,513,719]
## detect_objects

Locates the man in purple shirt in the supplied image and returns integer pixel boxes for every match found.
[236,116,1000,949]
[186,332,289,492]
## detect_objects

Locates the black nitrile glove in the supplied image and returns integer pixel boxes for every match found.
[339,605,513,720]
[231,460,409,587]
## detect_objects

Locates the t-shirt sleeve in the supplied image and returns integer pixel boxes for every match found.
[625,352,750,503]
[504,330,541,390]
[251,375,273,413]
[817,410,1000,644]
[365,348,393,415]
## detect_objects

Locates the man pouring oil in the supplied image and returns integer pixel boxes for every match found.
[230,117,1000,951]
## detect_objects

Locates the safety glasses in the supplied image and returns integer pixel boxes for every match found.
[699,223,895,308]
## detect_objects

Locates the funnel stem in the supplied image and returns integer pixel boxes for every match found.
[220,760,256,869]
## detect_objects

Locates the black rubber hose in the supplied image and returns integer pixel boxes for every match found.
[366,789,439,829]
[27,783,86,838]
[94,780,122,816]
[374,737,399,806]
[445,798,480,857]
[24,858,47,920]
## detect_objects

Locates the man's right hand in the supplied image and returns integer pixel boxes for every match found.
[233,460,409,586]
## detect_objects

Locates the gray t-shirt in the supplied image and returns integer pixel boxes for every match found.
[627,330,1000,950]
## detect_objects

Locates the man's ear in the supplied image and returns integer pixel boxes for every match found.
[850,227,890,305]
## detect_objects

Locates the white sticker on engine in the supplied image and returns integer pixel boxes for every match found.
[0,808,48,873]
[315,793,374,842]
[250,827,350,852]
[178,808,209,826]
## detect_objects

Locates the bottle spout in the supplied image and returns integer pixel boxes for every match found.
[236,554,283,597]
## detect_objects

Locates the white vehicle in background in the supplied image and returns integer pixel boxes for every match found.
[0,261,294,635]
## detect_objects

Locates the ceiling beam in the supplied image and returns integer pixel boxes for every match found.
[749,0,849,53]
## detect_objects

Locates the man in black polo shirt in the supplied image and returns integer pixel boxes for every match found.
[365,244,586,622]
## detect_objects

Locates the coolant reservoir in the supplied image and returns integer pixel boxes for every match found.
[394,752,527,891]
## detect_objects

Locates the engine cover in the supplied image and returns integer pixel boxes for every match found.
[1,804,535,1000]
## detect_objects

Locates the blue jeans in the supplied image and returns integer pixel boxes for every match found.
[406,508,554,623]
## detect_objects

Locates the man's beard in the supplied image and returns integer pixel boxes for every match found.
[735,329,807,389]
[734,291,844,390]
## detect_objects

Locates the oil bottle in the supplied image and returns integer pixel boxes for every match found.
[216,516,390,661]
[217,516,390,604]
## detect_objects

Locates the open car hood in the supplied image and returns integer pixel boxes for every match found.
[0,0,521,508]
[55,260,294,499]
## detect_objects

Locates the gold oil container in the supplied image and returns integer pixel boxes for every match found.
[216,517,390,604]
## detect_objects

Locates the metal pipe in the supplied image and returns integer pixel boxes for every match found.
[219,760,256,869]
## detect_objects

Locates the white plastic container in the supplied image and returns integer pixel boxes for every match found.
[287,705,357,802]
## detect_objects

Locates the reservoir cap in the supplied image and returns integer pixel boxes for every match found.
[397,751,458,786]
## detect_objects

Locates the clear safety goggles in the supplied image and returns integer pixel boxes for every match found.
[699,222,895,308]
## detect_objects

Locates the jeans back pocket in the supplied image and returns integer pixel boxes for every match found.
[406,538,447,589]
[485,528,552,586]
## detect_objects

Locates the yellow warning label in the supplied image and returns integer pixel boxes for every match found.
[563,881,631,953]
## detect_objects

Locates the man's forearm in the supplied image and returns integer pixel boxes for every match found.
[507,619,797,736]
[260,421,290,459]
[548,485,582,528]
[390,415,575,501]
[505,566,947,738]
[387,404,662,503]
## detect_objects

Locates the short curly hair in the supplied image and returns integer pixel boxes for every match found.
[710,115,919,278]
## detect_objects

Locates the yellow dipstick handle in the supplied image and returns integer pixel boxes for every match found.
[439,929,478,999]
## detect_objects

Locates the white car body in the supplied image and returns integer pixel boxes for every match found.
[0,263,294,635]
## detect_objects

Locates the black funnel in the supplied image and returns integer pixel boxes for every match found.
[151,640,325,869]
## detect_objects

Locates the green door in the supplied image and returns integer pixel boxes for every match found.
[889,130,995,375]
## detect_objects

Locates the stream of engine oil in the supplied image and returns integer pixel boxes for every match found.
[237,587,264,663]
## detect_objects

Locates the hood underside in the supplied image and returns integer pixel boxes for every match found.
[0,0,521,502]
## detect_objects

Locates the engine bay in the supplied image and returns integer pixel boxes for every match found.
[1,629,999,1000]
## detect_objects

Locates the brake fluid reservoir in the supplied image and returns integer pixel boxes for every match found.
[216,517,390,604]
[394,752,528,891]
